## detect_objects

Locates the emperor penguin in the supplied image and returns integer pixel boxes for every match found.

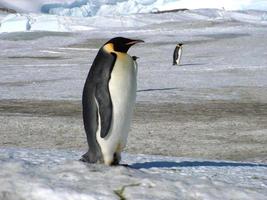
[173,43,183,65]
[81,37,144,165]
[132,56,139,69]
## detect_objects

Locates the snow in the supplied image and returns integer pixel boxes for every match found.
[0,0,267,17]
[1,9,267,33]
[0,13,97,32]
[0,4,267,200]
[1,0,267,33]
[0,8,267,102]
[0,0,75,13]
[0,148,267,200]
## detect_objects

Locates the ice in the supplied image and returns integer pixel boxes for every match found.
[0,0,267,18]
[0,0,75,13]
[0,14,31,32]
[0,148,267,200]
[1,9,267,33]
[0,13,99,32]
[1,0,267,33]
[0,14,69,32]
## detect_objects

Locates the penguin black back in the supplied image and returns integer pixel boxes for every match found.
[83,49,116,139]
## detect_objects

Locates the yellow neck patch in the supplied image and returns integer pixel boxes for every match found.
[103,43,115,53]
[103,42,127,59]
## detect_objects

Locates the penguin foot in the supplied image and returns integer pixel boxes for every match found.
[80,151,102,163]
[79,155,94,163]
[110,152,121,165]
[110,158,120,166]
[79,156,91,163]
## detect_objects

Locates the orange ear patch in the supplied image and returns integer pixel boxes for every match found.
[103,43,114,53]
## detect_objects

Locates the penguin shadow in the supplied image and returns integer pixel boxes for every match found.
[137,87,180,92]
[129,161,267,169]
[178,62,205,66]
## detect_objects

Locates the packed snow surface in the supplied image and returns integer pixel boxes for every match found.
[0,9,267,102]
[0,148,267,200]
[0,2,267,200]
[1,8,267,33]
[1,0,267,33]
[0,0,267,17]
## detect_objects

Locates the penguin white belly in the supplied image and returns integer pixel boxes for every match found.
[176,48,182,65]
[97,53,137,164]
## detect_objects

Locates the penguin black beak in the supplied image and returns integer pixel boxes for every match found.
[126,39,145,46]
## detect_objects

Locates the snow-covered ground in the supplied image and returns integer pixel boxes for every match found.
[1,148,267,200]
[0,8,266,158]
[0,0,267,31]
[1,1,267,33]
[0,9,267,103]
[1,0,267,16]
[1,9,267,32]
[0,2,267,200]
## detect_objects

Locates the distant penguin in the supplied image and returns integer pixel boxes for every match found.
[132,56,139,61]
[81,37,144,165]
[173,43,183,65]
[132,56,139,71]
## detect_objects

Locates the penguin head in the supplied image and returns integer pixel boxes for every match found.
[104,37,144,53]
[132,56,139,61]
[177,43,183,47]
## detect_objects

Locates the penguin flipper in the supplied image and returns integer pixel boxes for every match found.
[82,50,116,162]
[95,52,117,138]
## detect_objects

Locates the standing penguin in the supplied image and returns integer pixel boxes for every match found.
[173,43,183,65]
[81,37,144,165]
[132,56,139,71]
